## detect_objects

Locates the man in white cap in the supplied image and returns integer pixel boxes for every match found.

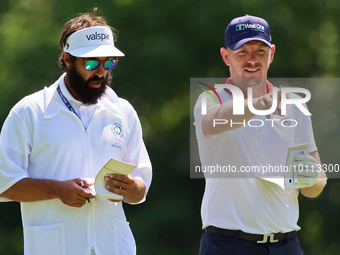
[0,10,152,255]
[194,15,326,255]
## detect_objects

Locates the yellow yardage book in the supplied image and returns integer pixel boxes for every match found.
[87,159,136,200]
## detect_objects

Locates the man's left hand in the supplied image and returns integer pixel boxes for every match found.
[104,174,146,203]
[291,154,318,188]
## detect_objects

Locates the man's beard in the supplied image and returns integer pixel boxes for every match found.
[66,64,112,105]
[240,63,265,87]
[239,77,265,87]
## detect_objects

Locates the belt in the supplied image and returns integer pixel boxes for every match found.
[205,226,296,243]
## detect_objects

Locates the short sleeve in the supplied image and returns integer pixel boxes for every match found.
[0,109,32,200]
[299,103,317,152]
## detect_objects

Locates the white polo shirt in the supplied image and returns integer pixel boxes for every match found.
[0,73,152,255]
[194,87,317,234]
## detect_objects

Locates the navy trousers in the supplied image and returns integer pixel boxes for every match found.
[199,230,303,255]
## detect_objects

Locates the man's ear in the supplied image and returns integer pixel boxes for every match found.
[61,52,72,69]
[220,47,230,66]
[269,44,276,64]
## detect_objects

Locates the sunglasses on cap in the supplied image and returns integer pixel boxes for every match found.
[76,56,118,71]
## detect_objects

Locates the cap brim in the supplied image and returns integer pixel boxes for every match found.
[69,44,125,57]
[228,38,272,51]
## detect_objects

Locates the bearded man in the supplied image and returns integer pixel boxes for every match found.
[0,9,152,255]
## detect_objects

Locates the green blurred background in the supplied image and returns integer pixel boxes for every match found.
[0,0,339,254]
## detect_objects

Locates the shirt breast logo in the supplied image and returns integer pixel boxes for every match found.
[111,142,122,150]
[111,123,124,138]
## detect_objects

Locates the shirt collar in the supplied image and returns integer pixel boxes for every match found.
[44,73,123,120]
[224,77,274,99]
[97,88,124,120]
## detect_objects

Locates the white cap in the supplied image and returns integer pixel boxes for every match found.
[63,26,125,57]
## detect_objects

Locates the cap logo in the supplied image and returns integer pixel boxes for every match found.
[85,32,110,41]
[236,23,265,33]
[236,24,245,31]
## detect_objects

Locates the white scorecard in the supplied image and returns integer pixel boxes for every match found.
[284,143,309,190]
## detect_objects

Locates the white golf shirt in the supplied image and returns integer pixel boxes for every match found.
[0,73,152,255]
[194,87,317,234]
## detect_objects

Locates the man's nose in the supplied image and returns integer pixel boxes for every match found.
[247,51,258,65]
[94,64,107,78]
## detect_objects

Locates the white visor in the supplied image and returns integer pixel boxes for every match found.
[63,26,125,57]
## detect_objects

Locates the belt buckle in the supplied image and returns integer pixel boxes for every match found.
[257,233,278,243]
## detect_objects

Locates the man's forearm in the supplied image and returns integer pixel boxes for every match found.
[202,100,256,136]
[0,178,60,202]
[300,171,327,198]
[201,92,281,136]
[123,178,146,204]
[0,178,94,207]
